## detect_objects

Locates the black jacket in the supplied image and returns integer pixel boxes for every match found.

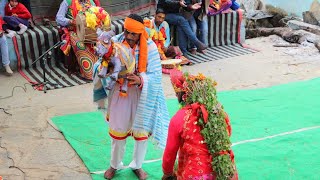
[157,0,181,14]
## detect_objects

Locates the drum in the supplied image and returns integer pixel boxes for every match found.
[76,13,97,44]
[161,59,182,69]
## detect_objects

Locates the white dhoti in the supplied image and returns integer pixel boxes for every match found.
[108,83,149,169]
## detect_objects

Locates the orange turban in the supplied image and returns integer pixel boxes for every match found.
[124,17,149,73]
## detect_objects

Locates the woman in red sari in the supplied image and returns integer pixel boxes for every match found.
[162,70,238,180]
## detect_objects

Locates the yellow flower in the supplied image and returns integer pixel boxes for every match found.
[85,12,98,29]
[90,6,99,13]
[213,81,218,86]
[103,14,111,29]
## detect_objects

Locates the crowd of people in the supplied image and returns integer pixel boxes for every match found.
[2,0,240,179]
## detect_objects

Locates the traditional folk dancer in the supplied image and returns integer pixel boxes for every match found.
[92,14,170,180]
[162,69,238,180]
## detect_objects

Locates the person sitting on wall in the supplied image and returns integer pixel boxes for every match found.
[144,8,192,67]
[157,0,207,59]
[2,0,31,37]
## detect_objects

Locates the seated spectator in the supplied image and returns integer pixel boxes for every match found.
[186,0,209,54]
[145,8,192,66]
[144,8,171,60]
[0,17,13,75]
[3,0,31,37]
[157,0,207,58]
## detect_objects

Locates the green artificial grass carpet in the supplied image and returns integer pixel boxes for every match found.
[52,79,320,180]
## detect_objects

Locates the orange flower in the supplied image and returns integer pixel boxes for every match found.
[143,19,152,28]
[189,75,196,81]
[196,73,206,80]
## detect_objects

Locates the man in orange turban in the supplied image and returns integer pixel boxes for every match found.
[99,14,170,180]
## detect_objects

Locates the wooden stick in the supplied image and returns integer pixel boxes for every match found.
[273,44,299,47]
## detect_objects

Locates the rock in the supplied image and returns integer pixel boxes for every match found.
[303,11,319,25]
[265,4,288,27]
[237,0,263,12]
[310,0,320,23]
[288,20,320,35]
[310,0,320,11]
[246,10,274,20]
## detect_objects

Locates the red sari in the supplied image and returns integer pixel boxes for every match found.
[162,106,238,180]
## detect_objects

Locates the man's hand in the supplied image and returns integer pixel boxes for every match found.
[162,46,168,53]
[161,173,176,180]
[69,19,76,26]
[191,2,202,10]
[12,13,18,17]
[0,30,3,37]
[179,0,187,7]
[126,73,142,86]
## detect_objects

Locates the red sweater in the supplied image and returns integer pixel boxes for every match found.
[5,3,32,19]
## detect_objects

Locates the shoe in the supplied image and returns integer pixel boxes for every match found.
[132,168,148,180]
[188,48,197,55]
[6,30,16,38]
[4,64,13,76]
[197,49,206,54]
[196,41,208,52]
[104,167,116,179]
[17,24,28,34]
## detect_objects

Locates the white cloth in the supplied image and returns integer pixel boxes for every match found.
[110,138,148,170]
[108,83,141,137]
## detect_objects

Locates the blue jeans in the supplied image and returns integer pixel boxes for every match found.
[0,35,10,66]
[165,13,201,55]
[189,13,208,48]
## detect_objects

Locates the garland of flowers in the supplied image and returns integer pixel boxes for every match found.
[182,73,235,180]
[84,6,111,30]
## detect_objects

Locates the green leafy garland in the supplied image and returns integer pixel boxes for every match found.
[183,73,235,180]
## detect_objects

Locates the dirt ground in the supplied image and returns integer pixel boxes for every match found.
[0,36,320,179]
